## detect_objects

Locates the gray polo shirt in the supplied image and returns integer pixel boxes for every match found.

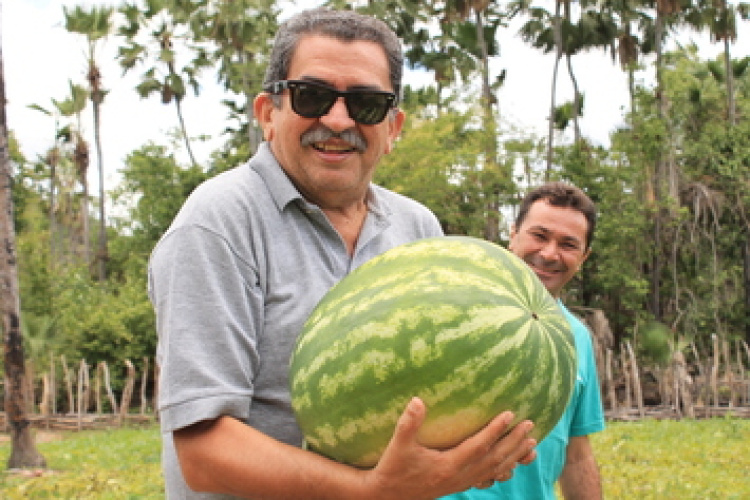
[148,142,443,499]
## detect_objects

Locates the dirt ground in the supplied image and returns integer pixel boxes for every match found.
[0,430,64,444]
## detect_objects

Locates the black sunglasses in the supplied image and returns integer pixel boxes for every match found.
[265,80,398,125]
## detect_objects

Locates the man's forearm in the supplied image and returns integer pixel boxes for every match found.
[558,435,602,500]
[175,416,370,499]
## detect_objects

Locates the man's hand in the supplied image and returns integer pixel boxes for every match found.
[363,397,537,500]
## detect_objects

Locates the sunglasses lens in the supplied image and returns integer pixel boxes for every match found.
[347,93,391,125]
[282,81,394,124]
[291,83,337,118]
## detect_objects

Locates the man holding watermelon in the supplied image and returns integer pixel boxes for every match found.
[443,182,606,499]
[149,8,538,500]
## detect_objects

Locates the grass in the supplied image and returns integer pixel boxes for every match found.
[592,416,750,499]
[0,425,163,499]
[0,417,748,498]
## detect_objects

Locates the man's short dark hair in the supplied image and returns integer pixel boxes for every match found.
[515,182,597,250]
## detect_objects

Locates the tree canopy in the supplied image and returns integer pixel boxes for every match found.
[5,0,750,395]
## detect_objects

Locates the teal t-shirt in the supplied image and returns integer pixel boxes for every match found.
[440,302,605,500]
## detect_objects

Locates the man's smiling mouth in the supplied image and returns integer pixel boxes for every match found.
[312,142,357,153]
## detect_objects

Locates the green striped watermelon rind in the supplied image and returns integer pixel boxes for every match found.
[289,235,577,467]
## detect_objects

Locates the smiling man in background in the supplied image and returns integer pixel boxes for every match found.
[443,181,605,500]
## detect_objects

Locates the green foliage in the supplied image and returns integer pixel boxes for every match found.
[63,5,114,42]
[637,320,673,366]
[52,267,155,370]
[375,109,503,237]
[51,82,89,117]
[111,144,208,256]
[7,0,750,397]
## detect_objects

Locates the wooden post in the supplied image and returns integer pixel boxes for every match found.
[722,338,735,407]
[77,360,90,431]
[673,350,694,418]
[663,365,673,407]
[672,359,681,418]
[98,361,118,414]
[711,334,720,413]
[620,348,632,412]
[50,352,57,415]
[605,348,617,413]
[625,341,644,418]
[119,359,136,425]
[61,355,74,414]
[741,341,750,406]
[690,343,706,406]
[39,373,50,424]
[94,362,102,414]
[140,357,150,415]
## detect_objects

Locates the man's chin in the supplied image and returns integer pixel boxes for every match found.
[535,274,561,297]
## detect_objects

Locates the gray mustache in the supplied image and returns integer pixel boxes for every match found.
[300,127,368,152]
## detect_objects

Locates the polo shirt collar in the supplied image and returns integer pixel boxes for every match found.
[249,142,391,221]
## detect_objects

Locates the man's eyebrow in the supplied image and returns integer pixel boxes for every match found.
[527,225,550,234]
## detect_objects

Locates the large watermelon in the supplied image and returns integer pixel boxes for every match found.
[289,235,576,467]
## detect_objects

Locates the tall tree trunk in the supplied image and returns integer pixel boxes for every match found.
[92,98,107,281]
[650,9,668,321]
[744,232,750,344]
[564,53,582,144]
[0,30,46,470]
[561,1,580,144]
[48,149,59,266]
[474,8,500,242]
[174,97,198,168]
[546,3,564,177]
[74,135,91,267]
[723,37,735,126]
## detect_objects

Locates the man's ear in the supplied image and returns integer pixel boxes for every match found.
[253,93,276,142]
[384,109,406,154]
[508,225,518,250]
[581,247,592,265]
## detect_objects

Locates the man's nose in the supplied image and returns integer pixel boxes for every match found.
[320,97,356,132]
[538,241,558,260]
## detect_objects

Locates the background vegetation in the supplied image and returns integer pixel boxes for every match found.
[5,0,750,399]
[1,418,749,498]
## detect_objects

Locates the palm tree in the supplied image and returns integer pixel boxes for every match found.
[191,0,279,155]
[692,0,749,126]
[63,5,113,282]
[30,82,92,266]
[438,0,509,242]
[0,14,47,469]
[513,0,616,173]
[118,0,213,168]
[56,84,90,264]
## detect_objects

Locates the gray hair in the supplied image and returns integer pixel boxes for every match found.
[263,8,403,100]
